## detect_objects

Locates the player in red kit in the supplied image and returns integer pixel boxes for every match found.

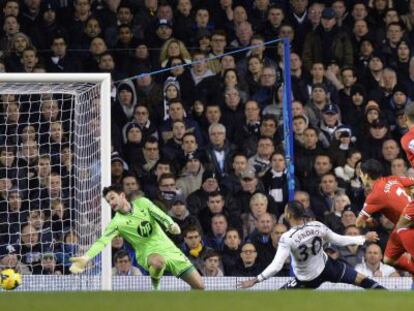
[401,103,414,167]
[356,159,414,274]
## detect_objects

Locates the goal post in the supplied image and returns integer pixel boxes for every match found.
[0,73,112,290]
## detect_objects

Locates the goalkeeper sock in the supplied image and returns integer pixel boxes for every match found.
[149,265,165,290]
[398,229,414,259]
[359,278,385,289]
[394,255,414,274]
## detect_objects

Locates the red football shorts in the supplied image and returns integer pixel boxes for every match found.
[384,229,405,260]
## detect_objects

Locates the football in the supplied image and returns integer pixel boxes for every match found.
[1,269,22,291]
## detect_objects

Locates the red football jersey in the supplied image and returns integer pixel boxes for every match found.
[360,176,414,224]
[401,127,414,168]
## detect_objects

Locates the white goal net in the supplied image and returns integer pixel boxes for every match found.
[0,74,111,290]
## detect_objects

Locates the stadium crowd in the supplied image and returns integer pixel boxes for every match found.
[0,0,413,278]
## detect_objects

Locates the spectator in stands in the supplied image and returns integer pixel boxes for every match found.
[247,212,276,267]
[391,158,411,177]
[338,225,365,267]
[40,252,62,275]
[270,223,290,276]
[168,194,201,245]
[334,149,362,185]
[341,205,358,229]
[50,199,70,241]
[164,120,189,160]
[20,223,45,273]
[111,153,128,185]
[46,34,82,73]
[201,250,223,277]
[153,172,180,211]
[131,105,158,141]
[0,244,30,274]
[302,153,333,195]
[221,228,242,275]
[205,123,236,177]
[121,175,141,198]
[4,32,33,72]
[355,243,400,277]
[248,136,274,177]
[381,139,402,175]
[112,80,138,131]
[241,193,269,238]
[181,225,213,272]
[228,242,262,276]
[303,7,353,71]
[0,15,20,52]
[324,191,352,234]
[262,151,290,213]
[133,137,160,180]
[221,153,248,195]
[198,191,230,234]
[205,213,228,251]
[112,250,142,276]
[176,152,204,199]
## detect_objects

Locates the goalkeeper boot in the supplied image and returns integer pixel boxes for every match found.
[151,277,161,291]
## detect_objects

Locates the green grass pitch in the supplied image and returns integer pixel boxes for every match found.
[1,291,414,311]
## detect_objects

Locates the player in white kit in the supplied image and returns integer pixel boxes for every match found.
[238,201,386,289]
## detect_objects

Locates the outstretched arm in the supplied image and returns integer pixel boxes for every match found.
[325,228,378,247]
[70,220,119,274]
[238,239,290,289]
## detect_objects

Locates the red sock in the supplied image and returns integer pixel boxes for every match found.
[395,255,414,274]
[398,229,414,260]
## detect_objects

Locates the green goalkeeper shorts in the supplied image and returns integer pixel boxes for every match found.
[141,249,194,278]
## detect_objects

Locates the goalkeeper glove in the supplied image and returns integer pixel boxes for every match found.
[168,223,181,235]
[69,255,90,274]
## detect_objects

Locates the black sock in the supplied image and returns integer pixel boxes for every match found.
[359,278,386,290]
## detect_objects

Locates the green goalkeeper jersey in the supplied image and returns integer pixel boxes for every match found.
[85,197,178,264]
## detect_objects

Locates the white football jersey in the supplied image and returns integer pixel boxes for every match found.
[258,221,365,281]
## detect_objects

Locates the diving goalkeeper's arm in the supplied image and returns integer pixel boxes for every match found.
[69,221,119,274]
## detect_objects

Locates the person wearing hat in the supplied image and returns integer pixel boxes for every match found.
[233,167,279,217]
[113,79,138,131]
[342,84,366,131]
[359,118,390,160]
[302,7,353,71]
[319,103,342,148]
[385,84,411,128]
[186,169,221,216]
[176,151,205,198]
[305,82,331,127]
[111,151,129,185]
[168,193,201,245]
[0,244,30,275]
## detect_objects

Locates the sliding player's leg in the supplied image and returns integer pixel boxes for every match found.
[324,257,385,289]
[147,253,166,290]
[180,269,205,290]
[354,273,386,289]
[397,205,414,260]
[280,277,321,289]
[165,249,205,290]
[383,230,414,274]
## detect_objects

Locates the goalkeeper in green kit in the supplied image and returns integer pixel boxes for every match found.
[69,185,205,290]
